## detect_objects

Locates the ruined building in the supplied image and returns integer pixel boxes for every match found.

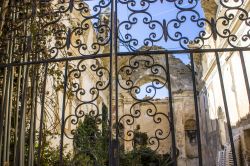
[0,0,249,166]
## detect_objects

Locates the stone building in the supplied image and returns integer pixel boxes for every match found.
[43,0,250,165]
[116,53,198,165]
[1,0,249,165]
[197,0,250,165]
[39,1,200,165]
[41,0,111,148]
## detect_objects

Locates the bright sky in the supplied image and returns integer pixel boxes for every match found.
[86,0,204,99]
[136,82,169,99]
[117,0,205,50]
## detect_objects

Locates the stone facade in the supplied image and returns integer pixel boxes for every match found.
[117,54,198,165]
[198,1,250,165]
[38,1,250,165]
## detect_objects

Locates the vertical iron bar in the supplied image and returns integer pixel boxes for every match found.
[28,0,39,162]
[1,1,15,161]
[5,1,18,161]
[115,46,119,166]
[15,2,30,164]
[114,0,119,165]
[37,63,48,166]
[215,52,237,166]
[109,0,114,165]
[15,64,29,166]
[32,66,39,164]
[13,65,22,165]
[110,0,118,164]
[5,0,17,161]
[4,66,14,164]
[12,3,21,164]
[32,1,42,163]
[3,67,11,164]
[0,67,10,165]
[0,66,6,165]
[59,61,68,165]
[190,53,202,166]
[165,54,177,166]
[28,65,37,166]
[239,51,250,104]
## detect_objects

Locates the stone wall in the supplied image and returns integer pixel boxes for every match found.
[118,54,199,165]
[198,0,250,165]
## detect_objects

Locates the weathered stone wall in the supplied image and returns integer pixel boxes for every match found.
[118,54,199,165]
[201,0,218,20]
[198,0,250,164]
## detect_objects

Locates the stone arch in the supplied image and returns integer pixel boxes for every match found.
[134,74,166,88]
[118,50,196,156]
[132,74,168,99]
[119,53,193,94]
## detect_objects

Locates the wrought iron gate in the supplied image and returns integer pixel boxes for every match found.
[0,0,249,165]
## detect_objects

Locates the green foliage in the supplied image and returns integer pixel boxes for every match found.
[120,147,157,166]
[35,138,71,166]
[120,125,173,166]
[15,103,172,166]
[133,126,148,148]
[31,130,72,166]
[72,104,173,166]
[73,116,100,152]
[73,104,109,166]
[8,126,72,166]
[120,146,173,166]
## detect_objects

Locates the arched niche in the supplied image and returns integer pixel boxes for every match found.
[184,119,198,158]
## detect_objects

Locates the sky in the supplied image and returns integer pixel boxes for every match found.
[86,0,204,61]
[136,82,169,99]
[117,0,205,51]
[86,0,204,99]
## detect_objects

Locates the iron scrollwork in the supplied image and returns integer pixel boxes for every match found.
[61,58,110,164]
[118,54,172,155]
[0,0,112,64]
[64,59,110,139]
[118,0,250,51]
[216,0,250,48]
[42,0,112,58]
[1,0,250,64]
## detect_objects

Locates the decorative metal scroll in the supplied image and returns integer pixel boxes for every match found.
[0,0,249,165]
[117,0,250,51]
[63,58,110,164]
[0,0,111,64]
[64,58,110,139]
[0,0,249,64]
[117,54,173,164]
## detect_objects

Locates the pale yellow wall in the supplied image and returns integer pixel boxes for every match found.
[120,90,198,166]
[201,52,250,126]
[119,99,171,154]
[36,1,111,153]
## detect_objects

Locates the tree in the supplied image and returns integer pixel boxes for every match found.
[73,104,109,166]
